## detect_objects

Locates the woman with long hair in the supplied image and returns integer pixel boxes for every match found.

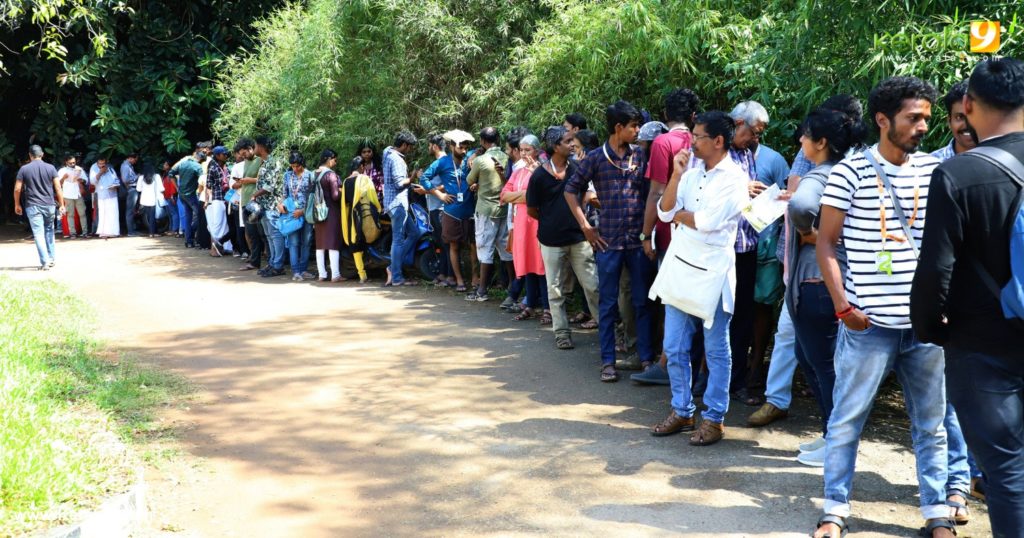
[313,149,345,282]
[135,162,165,238]
[355,140,383,203]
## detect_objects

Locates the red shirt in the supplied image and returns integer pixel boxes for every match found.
[644,128,692,253]
[162,175,178,199]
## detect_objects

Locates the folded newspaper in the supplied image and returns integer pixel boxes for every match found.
[742,183,788,232]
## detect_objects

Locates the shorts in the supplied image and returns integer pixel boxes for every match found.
[475,213,512,264]
[442,212,473,243]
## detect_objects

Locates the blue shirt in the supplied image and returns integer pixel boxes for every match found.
[382,146,408,213]
[790,148,814,178]
[420,154,449,212]
[931,140,957,162]
[754,144,791,189]
[120,160,138,187]
[426,155,474,220]
[565,142,647,251]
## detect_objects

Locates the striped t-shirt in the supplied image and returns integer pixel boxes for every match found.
[820,145,939,329]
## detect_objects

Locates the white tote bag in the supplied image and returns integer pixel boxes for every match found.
[648,228,732,326]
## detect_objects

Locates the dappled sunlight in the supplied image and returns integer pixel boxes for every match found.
[0,229,988,537]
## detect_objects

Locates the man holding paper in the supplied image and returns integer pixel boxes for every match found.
[648,111,749,447]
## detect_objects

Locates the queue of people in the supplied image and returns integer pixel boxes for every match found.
[10,57,1024,538]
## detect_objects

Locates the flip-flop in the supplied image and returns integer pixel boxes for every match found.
[600,365,619,383]
[455,285,467,292]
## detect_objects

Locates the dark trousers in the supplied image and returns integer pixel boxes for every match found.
[792,281,838,434]
[244,208,266,267]
[729,249,757,392]
[429,209,451,278]
[946,347,1024,538]
[233,208,249,256]
[595,247,654,365]
[143,206,157,235]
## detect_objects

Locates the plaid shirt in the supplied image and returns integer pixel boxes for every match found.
[565,142,647,251]
[206,162,228,201]
[729,147,759,253]
[930,140,957,162]
[382,146,408,213]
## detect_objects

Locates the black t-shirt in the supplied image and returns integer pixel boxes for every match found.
[16,160,58,208]
[526,161,585,247]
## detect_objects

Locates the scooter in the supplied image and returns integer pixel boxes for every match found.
[341,202,439,280]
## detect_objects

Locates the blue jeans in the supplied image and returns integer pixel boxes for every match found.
[664,298,732,424]
[285,222,313,276]
[176,197,186,233]
[180,194,201,247]
[125,189,139,235]
[946,347,1024,538]
[165,199,180,233]
[595,247,654,365]
[26,205,56,266]
[388,205,418,284]
[943,403,972,497]
[524,274,549,309]
[262,212,286,270]
[764,301,798,410]
[792,282,839,434]
[823,324,948,520]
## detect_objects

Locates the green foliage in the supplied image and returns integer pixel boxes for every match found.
[0,1,282,166]
[219,0,1024,159]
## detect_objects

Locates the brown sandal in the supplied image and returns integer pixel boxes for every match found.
[580,319,598,330]
[539,310,552,325]
[689,420,724,446]
[650,411,695,437]
[513,309,535,321]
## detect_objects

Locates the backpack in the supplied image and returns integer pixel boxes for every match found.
[963,146,1024,326]
[305,170,329,224]
[342,173,381,245]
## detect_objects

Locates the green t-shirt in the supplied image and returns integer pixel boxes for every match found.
[239,156,263,205]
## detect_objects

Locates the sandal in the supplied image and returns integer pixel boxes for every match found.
[580,319,598,330]
[919,518,957,536]
[946,495,970,525]
[455,284,467,293]
[600,365,618,383]
[555,335,574,350]
[539,310,552,325]
[513,309,535,321]
[814,514,849,538]
[969,477,986,501]
[688,420,724,446]
[569,312,591,324]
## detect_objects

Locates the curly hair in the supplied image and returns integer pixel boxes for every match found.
[664,88,700,126]
[867,76,937,131]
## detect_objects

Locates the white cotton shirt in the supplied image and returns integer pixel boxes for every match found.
[57,166,85,199]
[658,155,750,313]
[135,175,165,207]
[820,145,938,329]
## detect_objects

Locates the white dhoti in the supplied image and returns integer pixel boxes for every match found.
[96,193,120,237]
[205,200,228,243]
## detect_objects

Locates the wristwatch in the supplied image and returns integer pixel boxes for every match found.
[639,232,648,242]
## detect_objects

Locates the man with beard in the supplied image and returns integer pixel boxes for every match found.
[932,80,976,161]
[812,76,955,537]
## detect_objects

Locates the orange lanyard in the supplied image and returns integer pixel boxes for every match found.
[876,176,919,249]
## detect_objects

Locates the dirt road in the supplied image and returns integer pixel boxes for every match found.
[0,230,991,537]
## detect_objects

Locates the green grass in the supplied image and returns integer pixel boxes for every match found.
[0,275,189,535]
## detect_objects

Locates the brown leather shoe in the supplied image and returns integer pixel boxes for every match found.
[747,402,788,427]
[689,420,724,446]
[650,411,695,437]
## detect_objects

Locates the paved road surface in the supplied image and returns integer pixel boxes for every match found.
[0,230,991,537]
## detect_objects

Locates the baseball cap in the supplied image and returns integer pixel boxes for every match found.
[212,146,229,156]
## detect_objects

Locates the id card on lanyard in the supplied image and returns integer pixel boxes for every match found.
[865,151,920,275]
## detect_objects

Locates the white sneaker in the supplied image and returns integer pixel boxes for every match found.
[799,436,826,453]
[797,445,826,467]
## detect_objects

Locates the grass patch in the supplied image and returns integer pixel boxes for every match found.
[0,275,189,535]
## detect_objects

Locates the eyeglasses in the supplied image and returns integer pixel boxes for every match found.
[693,134,713,141]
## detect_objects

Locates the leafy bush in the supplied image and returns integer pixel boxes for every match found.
[217,0,1023,158]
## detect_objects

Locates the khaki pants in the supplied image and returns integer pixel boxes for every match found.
[65,197,87,235]
[541,241,600,338]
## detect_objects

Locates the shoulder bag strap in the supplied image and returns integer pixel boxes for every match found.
[863,150,919,258]
[961,146,1024,299]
